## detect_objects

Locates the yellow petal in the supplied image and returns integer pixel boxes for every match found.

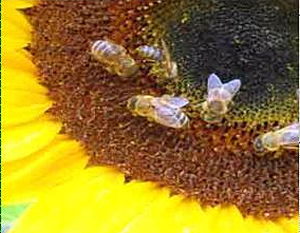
[2,46,36,73]
[2,1,34,71]
[3,68,47,94]
[278,217,299,233]
[3,89,52,127]
[2,0,35,9]
[2,1,33,36]
[2,135,89,204]
[10,167,125,233]
[3,20,30,42]
[2,115,62,163]
[9,167,298,233]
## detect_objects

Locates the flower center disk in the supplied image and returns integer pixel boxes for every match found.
[25,0,298,219]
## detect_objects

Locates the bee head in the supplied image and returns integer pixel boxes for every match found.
[253,136,265,153]
[127,96,138,111]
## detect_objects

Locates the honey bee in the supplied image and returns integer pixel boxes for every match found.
[202,73,241,123]
[254,123,299,153]
[91,40,138,78]
[136,39,178,79]
[127,94,189,128]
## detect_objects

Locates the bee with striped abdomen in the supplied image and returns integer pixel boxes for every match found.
[254,123,299,153]
[135,45,163,62]
[135,39,178,79]
[91,40,138,78]
[127,94,189,129]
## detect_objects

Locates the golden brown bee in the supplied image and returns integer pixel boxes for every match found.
[254,123,299,153]
[136,39,178,79]
[127,94,189,128]
[91,40,138,78]
[202,73,241,123]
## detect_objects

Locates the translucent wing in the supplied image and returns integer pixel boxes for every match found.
[152,95,189,109]
[222,79,241,96]
[282,122,299,131]
[154,104,179,128]
[277,123,299,148]
[280,131,299,147]
[208,73,223,90]
[164,96,189,108]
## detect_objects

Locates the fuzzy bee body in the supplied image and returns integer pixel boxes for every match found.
[91,40,138,78]
[254,123,299,153]
[127,94,189,129]
[202,73,241,123]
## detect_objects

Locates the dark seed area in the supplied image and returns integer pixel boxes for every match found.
[24,0,298,219]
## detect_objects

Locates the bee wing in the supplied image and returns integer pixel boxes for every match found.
[154,104,179,127]
[154,96,189,109]
[280,131,299,148]
[222,79,242,96]
[155,104,175,116]
[282,122,299,131]
[208,73,223,90]
[165,96,189,108]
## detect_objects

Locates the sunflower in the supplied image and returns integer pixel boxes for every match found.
[2,0,298,232]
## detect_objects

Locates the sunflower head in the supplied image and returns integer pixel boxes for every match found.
[3,0,299,232]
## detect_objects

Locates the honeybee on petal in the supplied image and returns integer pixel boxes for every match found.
[91,40,138,78]
[127,94,189,129]
[202,73,241,123]
[254,123,299,153]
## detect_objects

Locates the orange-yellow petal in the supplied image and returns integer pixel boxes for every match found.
[2,135,89,204]
[2,115,62,163]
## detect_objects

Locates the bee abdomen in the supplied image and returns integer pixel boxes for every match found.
[176,111,189,128]
[91,40,123,58]
[136,45,163,61]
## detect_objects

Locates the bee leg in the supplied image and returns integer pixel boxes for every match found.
[226,101,234,111]
[202,112,223,124]
[104,65,114,75]
[273,150,284,158]
[146,116,154,122]
[282,146,299,150]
